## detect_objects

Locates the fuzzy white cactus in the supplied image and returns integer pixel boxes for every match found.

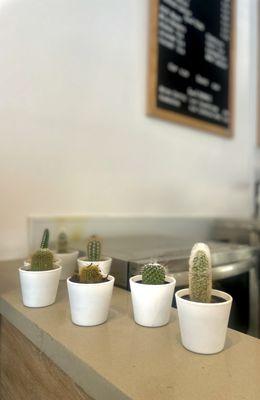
[189,243,212,303]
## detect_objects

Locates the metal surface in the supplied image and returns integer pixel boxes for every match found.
[129,257,257,287]
[109,237,258,287]
[213,218,260,245]
[108,237,257,263]
[109,235,260,338]
[211,219,260,338]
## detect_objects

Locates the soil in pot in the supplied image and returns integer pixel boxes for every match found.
[80,257,109,262]
[136,280,171,285]
[69,275,109,284]
[181,294,226,303]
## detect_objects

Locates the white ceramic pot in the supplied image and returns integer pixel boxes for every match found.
[77,256,112,275]
[19,263,62,308]
[129,275,176,327]
[175,288,233,354]
[67,275,115,326]
[56,250,79,280]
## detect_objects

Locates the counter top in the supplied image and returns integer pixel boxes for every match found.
[1,260,260,400]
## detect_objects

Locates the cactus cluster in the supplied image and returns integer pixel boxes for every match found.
[30,229,55,271]
[142,263,166,285]
[189,243,212,303]
[79,264,103,283]
[87,236,101,261]
[57,231,68,254]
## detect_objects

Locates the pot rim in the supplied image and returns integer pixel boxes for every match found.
[67,274,115,286]
[130,274,176,286]
[77,256,112,263]
[175,288,232,306]
[54,249,79,256]
[19,264,62,274]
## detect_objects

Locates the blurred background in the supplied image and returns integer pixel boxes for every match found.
[0,0,259,259]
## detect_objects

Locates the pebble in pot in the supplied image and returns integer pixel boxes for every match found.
[130,263,176,327]
[67,264,115,326]
[175,243,233,355]
[19,229,62,308]
[55,231,79,280]
[77,236,112,276]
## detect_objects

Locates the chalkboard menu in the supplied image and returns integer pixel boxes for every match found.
[147,0,235,137]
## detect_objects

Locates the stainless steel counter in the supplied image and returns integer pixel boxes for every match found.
[108,238,259,338]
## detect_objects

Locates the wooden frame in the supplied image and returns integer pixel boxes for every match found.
[0,316,93,400]
[147,0,236,138]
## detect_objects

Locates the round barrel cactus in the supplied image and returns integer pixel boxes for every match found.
[79,264,103,283]
[142,263,166,285]
[31,249,54,271]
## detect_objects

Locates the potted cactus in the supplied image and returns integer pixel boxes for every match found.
[175,243,233,354]
[77,236,112,275]
[19,229,62,308]
[55,231,79,280]
[67,264,115,326]
[129,263,176,327]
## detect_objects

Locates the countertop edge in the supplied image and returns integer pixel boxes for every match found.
[0,296,132,400]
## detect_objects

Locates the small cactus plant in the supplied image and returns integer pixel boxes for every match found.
[87,236,101,261]
[142,263,166,285]
[57,231,68,253]
[31,249,54,271]
[79,264,103,283]
[40,228,49,249]
[189,243,212,303]
[30,229,54,271]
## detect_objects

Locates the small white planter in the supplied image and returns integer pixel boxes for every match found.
[55,250,79,280]
[67,275,115,326]
[19,263,62,308]
[130,275,176,327]
[77,256,112,275]
[175,288,233,354]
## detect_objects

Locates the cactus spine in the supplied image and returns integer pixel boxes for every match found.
[40,229,49,249]
[31,249,54,271]
[57,231,68,253]
[79,264,103,283]
[189,243,212,303]
[142,263,166,285]
[87,236,101,261]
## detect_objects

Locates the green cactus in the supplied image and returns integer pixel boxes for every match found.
[57,231,68,253]
[79,264,103,283]
[40,229,49,249]
[87,236,101,261]
[31,249,54,271]
[142,263,166,285]
[189,243,212,303]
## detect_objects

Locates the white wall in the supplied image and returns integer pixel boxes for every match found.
[0,0,257,259]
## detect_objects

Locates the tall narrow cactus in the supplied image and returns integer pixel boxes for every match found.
[79,264,103,283]
[31,249,54,271]
[189,243,212,303]
[57,231,68,253]
[87,236,101,261]
[40,229,49,249]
